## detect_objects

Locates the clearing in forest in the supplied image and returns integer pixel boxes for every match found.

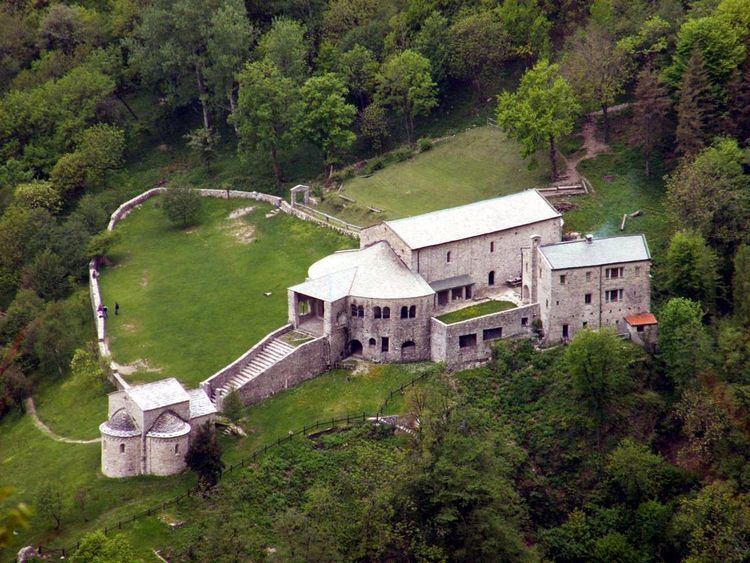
[317,126,554,225]
[99,197,355,387]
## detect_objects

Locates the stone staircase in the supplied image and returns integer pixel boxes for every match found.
[215,337,297,401]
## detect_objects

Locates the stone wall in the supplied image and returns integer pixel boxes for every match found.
[414,218,562,297]
[101,433,140,478]
[359,223,414,267]
[200,324,294,403]
[540,258,651,343]
[145,434,189,476]
[237,336,330,405]
[430,303,540,368]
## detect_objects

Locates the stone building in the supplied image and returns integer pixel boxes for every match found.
[100,378,216,478]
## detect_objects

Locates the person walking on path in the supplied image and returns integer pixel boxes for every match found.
[115,302,120,316]
[103,305,108,319]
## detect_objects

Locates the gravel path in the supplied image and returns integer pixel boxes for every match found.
[24,397,101,444]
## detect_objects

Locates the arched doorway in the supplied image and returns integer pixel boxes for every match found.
[401,340,416,360]
[488,271,495,286]
[349,339,363,357]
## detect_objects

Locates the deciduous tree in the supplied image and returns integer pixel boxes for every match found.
[162,188,202,228]
[657,298,712,391]
[496,59,580,181]
[733,244,750,326]
[71,531,135,563]
[376,50,436,144]
[185,422,224,490]
[300,73,356,177]
[36,481,65,531]
[336,44,378,108]
[258,18,308,83]
[661,230,719,313]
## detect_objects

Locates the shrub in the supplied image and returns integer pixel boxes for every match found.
[392,147,413,162]
[417,137,433,152]
[13,181,62,213]
[86,230,120,261]
[222,389,244,424]
[162,188,202,228]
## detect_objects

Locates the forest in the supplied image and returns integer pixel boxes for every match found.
[0,0,749,560]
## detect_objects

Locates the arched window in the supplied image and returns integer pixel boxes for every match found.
[383,307,390,319]
[400,306,408,319]
[446,251,451,263]
[120,443,125,454]
[409,305,416,318]
[357,305,364,317]
[488,271,495,286]
[351,304,357,317]
[373,306,382,319]
[174,443,179,454]
[368,338,376,347]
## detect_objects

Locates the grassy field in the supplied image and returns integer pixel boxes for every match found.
[1,361,424,559]
[437,300,517,324]
[564,144,671,253]
[317,126,554,225]
[99,197,354,387]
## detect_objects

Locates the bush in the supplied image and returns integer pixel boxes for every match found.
[13,181,62,213]
[392,147,413,162]
[417,137,433,152]
[222,389,244,424]
[86,230,119,261]
[162,188,202,228]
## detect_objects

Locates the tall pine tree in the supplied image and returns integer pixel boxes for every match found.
[676,47,717,157]
[629,66,672,176]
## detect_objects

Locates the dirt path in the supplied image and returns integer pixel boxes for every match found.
[24,397,101,444]
[557,103,631,186]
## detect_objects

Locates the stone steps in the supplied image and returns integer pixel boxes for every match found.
[216,337,297,401]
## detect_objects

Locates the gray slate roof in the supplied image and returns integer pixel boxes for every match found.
[384,190,561,250]
[430,274,474,292]
[188,388,217,419]
[126,378,190,412]
[146,410,190,437]
[290,242,434,300]
[100,409,140,438]
[539,235,651,270]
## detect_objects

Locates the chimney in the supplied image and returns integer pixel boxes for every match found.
[585,234,593,244]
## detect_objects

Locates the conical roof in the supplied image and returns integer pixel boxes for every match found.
[100,409,140,437]
[146,411,190,438]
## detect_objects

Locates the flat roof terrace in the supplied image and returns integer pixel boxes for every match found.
[436,300,517,325]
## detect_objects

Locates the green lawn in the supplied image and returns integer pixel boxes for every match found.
[437,300,517,324]
[1,361,424,558]
[564,145,671,254]
[100,197,354,387]
[317,126,554,225]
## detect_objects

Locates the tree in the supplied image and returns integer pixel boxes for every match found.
[22,250,70,301]
[233,60,301,185]
[50,151,89,194]
[413,12,450,86]
[564,329,633,432]
[628,66,672,176]
[496,59,580,181]
[221,389,244,424]
[70,347,107,386]
[184,127,219,167]
[37,481,65,531]
[359,103,390,153]
[185,422,224,490]
[657,298,712,391]
[70,531,135,563]
[336,45,378,108]
[675,387,731,468]
[77,124,126,184]
[662,230,719,313]
[204,0,257,128]
[162,188,202,228]
[448,10,510,98]
[497,0,552,60]
[733,244,750,325]
[0,487,30,548]
[86,230,119,262]
[675,48,717,157]
[562,23,628,142]
[258,18,308,83]
[376,50,436,144]
[606,439,668,505]
[13,181,62,213]
[300,73,356,178]
[666,138,750,260]
[672,481,750,562]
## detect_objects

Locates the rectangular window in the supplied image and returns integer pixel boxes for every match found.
[605,289,624,302]
[637,325,645,333]
[635,266,641,276]
[521,317,528,326]
[437,291,449,306]
[490,241,495,252]
[381,337,389,352]
[483,327,503,341]
[465,285,472,299]
[459,333,477,348]
[584,293,592,304]
[562,324,569,338]
[586,271,591,282]
[560,274,566,284]
[606,267,624,279]
[451,287,463,300]
[446,251,451,263]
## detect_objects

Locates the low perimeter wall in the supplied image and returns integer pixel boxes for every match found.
[200,324,293,402]
[236,336,330,406]
[430,303,540,368]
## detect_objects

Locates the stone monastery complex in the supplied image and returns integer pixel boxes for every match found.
[101,189,657,477]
